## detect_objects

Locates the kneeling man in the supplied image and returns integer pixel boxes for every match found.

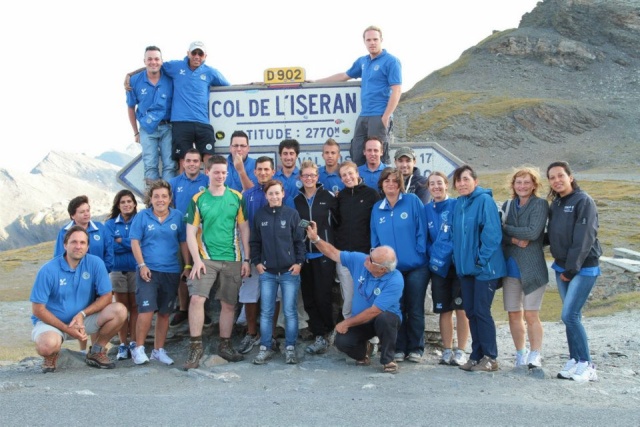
[30,225,127,373]
[306,222,403,373]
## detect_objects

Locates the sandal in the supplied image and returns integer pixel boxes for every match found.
[356,341,373,366]
[383,361,399,374]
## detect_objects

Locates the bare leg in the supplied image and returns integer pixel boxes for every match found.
[35,332,63,357]
[219,301,236,339]
[136,312,154,348]
[524,310,543,351]
[439,311,454,348]
[154,313,170,349]
[114,292,130,343]
[508,310,527,350]
[178,281,189,311]
[188,295,207,337]
[94,303,127,347]
[245,302,259,336]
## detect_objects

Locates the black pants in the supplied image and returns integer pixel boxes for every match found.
[300,256,336,336]
[335,311,400,365]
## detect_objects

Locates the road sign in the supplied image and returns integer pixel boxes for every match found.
[117,142,461,199]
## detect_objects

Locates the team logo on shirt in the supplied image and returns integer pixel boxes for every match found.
[206,144,213,150]
[378,217,386,224]
[564,205,574,213]
[441,211,450,221]
[59,278,67,286]
[374,65,380,71]
[358,276,365,285]
[94,235,101,241]
[296,181,303,189]
[147,224,155,231]
[400,212,408,220]
[115,230,121,236]
[82,272,90,280]
[200,75,207,81]
[170,224,178,230]
[176,186,184,193]
[199,186,206,192]
[428,221,434,229]
[373,288,381,296]
[280,220,287,229]
[262,221,268,226]
[141,88,147,95]
[180,69,186,75]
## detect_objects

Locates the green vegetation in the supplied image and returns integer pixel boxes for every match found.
[0,241,54,273]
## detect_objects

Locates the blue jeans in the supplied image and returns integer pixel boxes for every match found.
[556,272,597,362]
[395,266,430,356]
[140,123,176,181]
[259,271,300,348]
[460,276,498,360]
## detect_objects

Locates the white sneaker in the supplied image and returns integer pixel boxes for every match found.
[440,349,453,365]
[394,352,406,362]
[571,361,598,383]
[131,345,149,365]
[451,349,468,366]
[557,358,578,379]
[527,350,542,368]
[515,350,529,367]
[151,348,174,365]
[407,352,422,363]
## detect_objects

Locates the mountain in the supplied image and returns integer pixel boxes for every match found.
[395,0,640,171]
[0,152,123,250]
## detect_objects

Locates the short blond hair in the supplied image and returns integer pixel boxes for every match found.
[507,165,543,199]
[363,25,382,39]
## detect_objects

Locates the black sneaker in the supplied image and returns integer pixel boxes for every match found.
[170,310,188,328]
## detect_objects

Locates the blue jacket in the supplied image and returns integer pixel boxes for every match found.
[452,186,506,280]
[371,192,428,272]
[105,214,137,272]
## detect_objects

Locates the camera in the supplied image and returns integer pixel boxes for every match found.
[298,219,310,229]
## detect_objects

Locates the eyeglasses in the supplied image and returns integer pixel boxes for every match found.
[301,174,318,179]
[190,50,205,57]
[231,144,248,149]
[369,248,387,270]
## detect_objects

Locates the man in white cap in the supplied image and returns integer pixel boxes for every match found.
[394,147,429,203]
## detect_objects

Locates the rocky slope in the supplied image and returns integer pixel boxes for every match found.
[394,0,640,171]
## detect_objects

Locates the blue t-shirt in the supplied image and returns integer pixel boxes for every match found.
[358,163,387,190]
[126,70,173,133]
[318,166,344,194]
[225,154,259,192]
[129,208,186,273]
[340,251,403,320]
[346,49,402,116]
[30,254,112,325]
[274,167,302,208]
[162,58,230,124]
[54,221,114,273]
[169,172,209,214]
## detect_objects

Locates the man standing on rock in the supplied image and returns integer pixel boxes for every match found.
[311,25,401,166]
[30,226,127,373]
[182,155,251,369]
[305,222,403,373]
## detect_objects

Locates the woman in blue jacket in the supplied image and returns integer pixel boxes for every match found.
[371,167,429,363]
[251,180,306,365]
[425,171,469,367]
[452,165,506,372]
[105,190,139,361]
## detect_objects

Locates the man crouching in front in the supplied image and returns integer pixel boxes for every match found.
[30,225,127,373]
[305,221,403,373]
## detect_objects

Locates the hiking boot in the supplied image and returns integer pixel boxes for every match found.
[151,348,174,365]
[86,349,116,369]
[182,341,204,371]
[459,358,478,371]
[527,350,542,368]
[116,343,130,360]
[253,345,275,365]
[515,350,529,367]
[470,355,499,372]
[451,349,468,366]
[238,334,260,354]
[571,362,598,383]
[305,335,328,355]
[440,349,453,365]
[557,358,578,379]
[131,345,150,365]
[218,339,244,362]
[285,345,298,364]
[42,353,59,373]
[170,310,188,328]
[407,352,422,363]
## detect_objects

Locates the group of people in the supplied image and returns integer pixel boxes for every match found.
[30,25,601,383]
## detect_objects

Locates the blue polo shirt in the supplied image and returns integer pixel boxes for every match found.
[340,251,403,320]
[358,163,387,190]
[225,154,259,192]
[243,184,268,227]
[169,172,209,214]
[318,166,344,194]
[162,57,230,124]
[30,254,112,325]
[346,49,402,116]
[129,208,186,273]
[54,221,114,273]
[126,71,173,133]
[274,167,301,208]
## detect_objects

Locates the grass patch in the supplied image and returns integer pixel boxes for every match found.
[437,53,471,77]
[582,292,640,317]
[0,241,54,273]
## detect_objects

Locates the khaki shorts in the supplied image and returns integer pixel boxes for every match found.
[110,271,136,293]
[31,312,100,342]
[238,264,260,304]
[188,260,242,305]
[502,277,547,312]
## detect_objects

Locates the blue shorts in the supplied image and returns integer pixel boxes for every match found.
[136,270,180,314]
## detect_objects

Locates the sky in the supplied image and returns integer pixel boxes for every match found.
[0,0,540,172]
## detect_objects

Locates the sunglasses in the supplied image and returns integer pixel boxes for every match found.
[190,50,205,57]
